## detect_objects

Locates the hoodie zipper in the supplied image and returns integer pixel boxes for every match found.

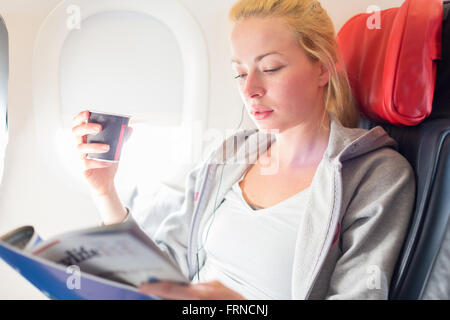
[187,163,218,279]
[186,130,257,278]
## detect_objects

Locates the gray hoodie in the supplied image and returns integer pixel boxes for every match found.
[130,111,416,299]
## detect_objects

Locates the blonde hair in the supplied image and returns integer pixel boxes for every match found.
[229,0,359,128]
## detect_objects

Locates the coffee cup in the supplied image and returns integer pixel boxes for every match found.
[86,111,131,162]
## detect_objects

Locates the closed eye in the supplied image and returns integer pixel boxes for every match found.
[233,67,283,80]
[264,67,282,73]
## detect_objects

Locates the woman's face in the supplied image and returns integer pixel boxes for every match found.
[230,17,329,133]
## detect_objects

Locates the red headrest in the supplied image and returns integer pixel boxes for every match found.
[337,0,443,126]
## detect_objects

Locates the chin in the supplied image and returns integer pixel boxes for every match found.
[254,122,283,134]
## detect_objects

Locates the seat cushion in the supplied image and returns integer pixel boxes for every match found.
[337,0,443,126]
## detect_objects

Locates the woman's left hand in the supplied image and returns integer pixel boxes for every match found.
[138,280,246,300]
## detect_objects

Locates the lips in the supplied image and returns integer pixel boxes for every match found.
[249,106,274,120]
[249,105,274,115]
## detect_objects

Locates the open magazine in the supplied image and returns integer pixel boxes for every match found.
[0,219,189,300]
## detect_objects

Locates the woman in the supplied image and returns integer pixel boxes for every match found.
[72,0,415,299]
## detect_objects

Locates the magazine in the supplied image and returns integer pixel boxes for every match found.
[0,219,189,299]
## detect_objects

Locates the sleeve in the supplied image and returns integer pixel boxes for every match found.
[127,183,186,239]
[125,160,205,278]
[325,150,416,299]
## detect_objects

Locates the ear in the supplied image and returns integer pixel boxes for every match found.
[317,62,330,87]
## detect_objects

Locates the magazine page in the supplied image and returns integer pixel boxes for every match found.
[28,219,189,287]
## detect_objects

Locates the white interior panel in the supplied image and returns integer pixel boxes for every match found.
[59,11,183,124]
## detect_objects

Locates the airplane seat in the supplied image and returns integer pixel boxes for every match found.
[337,0,450,299]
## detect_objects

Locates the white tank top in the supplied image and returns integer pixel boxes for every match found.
[193,172,310,300]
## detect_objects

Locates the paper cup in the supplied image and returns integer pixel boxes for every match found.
[86,111,131,163]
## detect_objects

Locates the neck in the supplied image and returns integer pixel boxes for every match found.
[267,111,331,170]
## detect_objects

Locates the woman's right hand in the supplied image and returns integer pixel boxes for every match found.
[71,110,132,197]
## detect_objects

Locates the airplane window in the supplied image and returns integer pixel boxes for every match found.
[59,11,183,123]
[55,118,201,212]
[0,16,8,185]
[115,123,199,209]
[57,11,187,200]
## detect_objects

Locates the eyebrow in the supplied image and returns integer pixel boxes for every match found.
[231,51,282,65]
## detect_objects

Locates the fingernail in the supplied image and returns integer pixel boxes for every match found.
[102,145,110,151]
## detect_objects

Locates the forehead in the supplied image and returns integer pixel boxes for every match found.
[230,17,299,61]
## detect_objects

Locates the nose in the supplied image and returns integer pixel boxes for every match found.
[242,71,266,99]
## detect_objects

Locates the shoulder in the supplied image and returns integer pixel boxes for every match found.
[340,145,416,225]
[329,120,416,215]
[326,119,413,183]
[343,145,414,186]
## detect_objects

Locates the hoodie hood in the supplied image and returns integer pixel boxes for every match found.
[209,110,398,167]
[325,112,398,162]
